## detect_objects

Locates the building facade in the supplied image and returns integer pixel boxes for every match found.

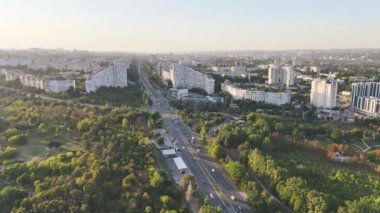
[45,80,76,93]
[85,63,128,93]
[19,74,45,90]
[350,82,380,116]
[221,83,291,106]
[310,78,338,109]
[4,70,75,93]
[230,66,246,72]
[163,64,215,94]
[268,64,295,87]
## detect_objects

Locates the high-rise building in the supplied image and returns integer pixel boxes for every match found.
[310,78,338,109]
[268,64,295,87]
[85,63,128,93]
[162,63,215,94]
[350,82,380,116]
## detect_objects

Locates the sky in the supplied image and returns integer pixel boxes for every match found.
[0,0,379,53]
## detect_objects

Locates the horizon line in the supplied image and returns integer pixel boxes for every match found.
[1,47,380,55]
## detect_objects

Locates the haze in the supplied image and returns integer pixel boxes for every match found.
[1,0,379,53]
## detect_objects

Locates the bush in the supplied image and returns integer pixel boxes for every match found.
[8,135,27,145]
[157,136,164,145]
[0,146,17,159]
[5,128,21,139]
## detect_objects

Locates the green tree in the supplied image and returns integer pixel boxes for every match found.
[199,204,222,213]
[122,118,128,128]
[224,161,245,182]
[201,126,207,144]
[160,195,173,208]
[208,139,226,160]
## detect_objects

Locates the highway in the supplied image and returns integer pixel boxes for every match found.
[138,62,250,212]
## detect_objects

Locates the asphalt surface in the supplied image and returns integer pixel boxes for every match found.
[138,63,250,213]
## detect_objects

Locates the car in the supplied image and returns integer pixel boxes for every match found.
[211,169,215,173]
[182,146,185,150]
[230,195,236,200]
[197,149,201,152]
[209,193,214,199]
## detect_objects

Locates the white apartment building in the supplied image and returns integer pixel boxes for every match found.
[212,66,246,72]
[19,74,45,90]
[348,76,374,82]
[221,83,291,106]
[0,69,6,77]
[164,64,215,94]
[45,80,76,93]
[4,70,75,93]
[85,63,128,93]
[265,92,292,106]
[212,66,230,72]
[350,82,380,116]
[310,66,321,73]
[230,66,246,72]
[268,64,295,87]
[5,71,20,81]
[352,97,380,117]
[310,78,338,109]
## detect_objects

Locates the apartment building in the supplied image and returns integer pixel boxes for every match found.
[310,78,338,109]
[85,63,128,93]
[4,70,75,93]
[221,83,291,106]
[268,64,295,87]
[163,64,215,94]
[350,82,380,116]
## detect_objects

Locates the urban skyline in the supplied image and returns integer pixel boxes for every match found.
[1,2,380,212]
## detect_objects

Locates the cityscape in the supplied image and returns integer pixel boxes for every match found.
[0,1,379,213]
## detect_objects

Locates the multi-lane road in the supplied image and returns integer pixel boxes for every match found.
[138,62,250,212]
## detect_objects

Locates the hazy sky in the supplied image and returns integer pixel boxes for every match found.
[1,0,379,53]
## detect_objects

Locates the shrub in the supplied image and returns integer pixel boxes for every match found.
[8,135,27,145]
[157,136,164,145]
[0,146,17,159]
